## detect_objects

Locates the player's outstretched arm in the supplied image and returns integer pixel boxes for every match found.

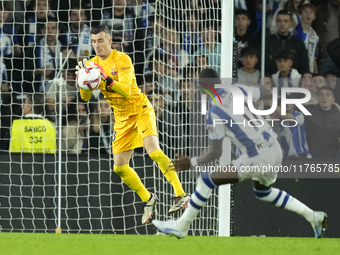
[90,53,133,99]
[171,139,223,171]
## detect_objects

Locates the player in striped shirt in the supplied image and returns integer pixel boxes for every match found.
[153,68,327,238]
[77,25,189,225]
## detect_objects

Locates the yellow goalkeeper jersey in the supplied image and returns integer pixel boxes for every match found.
[81,50,149,120]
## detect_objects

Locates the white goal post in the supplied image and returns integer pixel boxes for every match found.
[218,0,234,237]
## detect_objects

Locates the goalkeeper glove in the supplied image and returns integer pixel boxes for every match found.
[75,59,89,77]
[88,62,115,91]
[75,59,93,101]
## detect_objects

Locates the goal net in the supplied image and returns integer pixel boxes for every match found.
[0,0,231,235]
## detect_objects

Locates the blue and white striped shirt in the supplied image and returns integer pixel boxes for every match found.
[207,86,277,157]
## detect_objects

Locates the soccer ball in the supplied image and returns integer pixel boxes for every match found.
[77,67,101,91]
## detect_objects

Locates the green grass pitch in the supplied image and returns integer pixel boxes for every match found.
[1,233,339,255]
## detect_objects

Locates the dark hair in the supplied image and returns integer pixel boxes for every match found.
[302,72,314,77]
[148,88,164,96]
[27,94,45,115]
[186,9,199,19]
[199,68,220,79]
[70,0,90,11]
[142,72,157,84]
[64,58,78,72]
[240,46,258,58]
[67,98,89,123]
[298,72,314,87]
[324,70,338,78]
[263,76,275,88]
[153,51,166,63]
[194,54,209,65]
[179,78,191,88]
[275,50,294,61]
[318,86,335,97]
[200,20,218,32]
[235,9,251,20]
[284,0,303,13]
[299,3,316,14]
[182,63,200,79]
[149,14,155,24]
[0,1,11,11]
[313,73,324,78]
[148,51,166,70]
[277,9,292,19]
[199,68,221,87]
[46,14,58,23]
[70,2,81,10]
[90,25,111,38]
[111,37,122,43]
[142,83,159,95]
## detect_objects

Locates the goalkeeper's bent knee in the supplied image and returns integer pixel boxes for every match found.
[113,164,150,202]
[114,164,129,177]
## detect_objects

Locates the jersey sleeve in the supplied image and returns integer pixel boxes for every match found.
[207,111,225,141]
[80,88,93,101]
[107,53,133,98]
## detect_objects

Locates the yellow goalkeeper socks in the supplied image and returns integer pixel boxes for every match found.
[149,149,186,197]
[114,164,151,202]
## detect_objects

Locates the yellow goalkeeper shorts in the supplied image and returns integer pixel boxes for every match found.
[112,104,158,154]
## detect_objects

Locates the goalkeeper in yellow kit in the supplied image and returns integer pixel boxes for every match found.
[76,25,189,224]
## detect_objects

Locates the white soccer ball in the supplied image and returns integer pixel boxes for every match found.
[77,67,101,91]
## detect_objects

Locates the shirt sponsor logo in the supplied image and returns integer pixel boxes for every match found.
[111,68,117,75]
[24,126,47,132]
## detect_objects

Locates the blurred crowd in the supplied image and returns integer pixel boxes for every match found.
[1,0,340,159]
